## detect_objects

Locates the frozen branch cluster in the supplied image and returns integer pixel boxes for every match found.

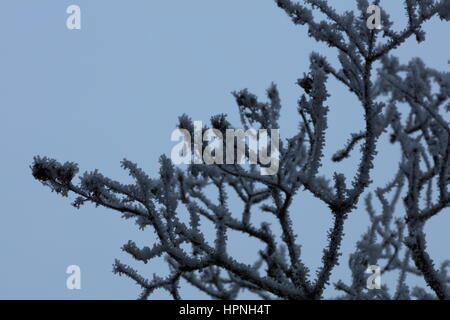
[32,0,450,299]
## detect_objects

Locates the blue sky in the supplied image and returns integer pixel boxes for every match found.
[0,0,449,299]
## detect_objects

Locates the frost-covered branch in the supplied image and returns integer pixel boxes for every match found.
[31,0,450,300]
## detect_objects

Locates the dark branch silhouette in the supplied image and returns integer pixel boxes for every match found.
[32,0,450,299]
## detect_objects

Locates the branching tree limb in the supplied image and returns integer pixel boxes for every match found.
[32,1,450,299]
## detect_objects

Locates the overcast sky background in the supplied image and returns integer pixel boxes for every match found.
[0,0,449,299]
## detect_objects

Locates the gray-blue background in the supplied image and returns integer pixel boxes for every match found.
[1,0,449,299]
